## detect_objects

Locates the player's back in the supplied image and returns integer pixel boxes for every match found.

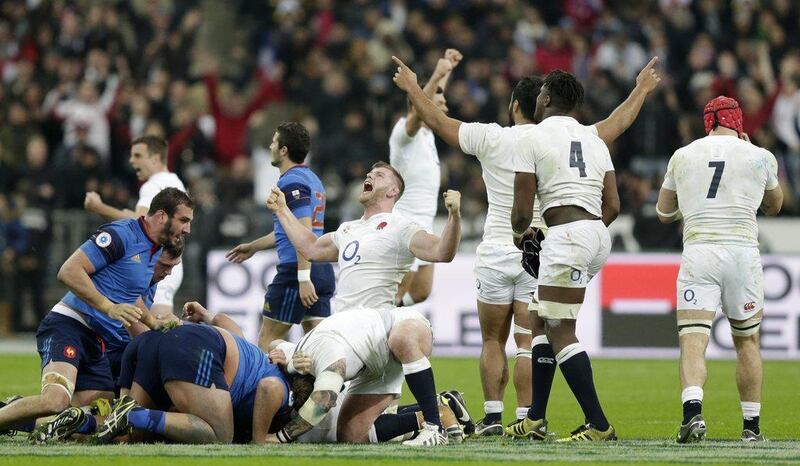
[515,116,612,219]
[274,165,327,263]
[230,333,288,406]
[389,117,440,228]
[664,135,778,247]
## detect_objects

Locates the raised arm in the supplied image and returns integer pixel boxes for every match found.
[404,50,461,138]
[84,191,144,220]
[594,56,661,146]
[393,56,463,147]
[266,187,339,262]
[409,190,461,262]
[57,250,142,327]
[271,359,346,443]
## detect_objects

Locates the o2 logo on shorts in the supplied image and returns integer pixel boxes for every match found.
[744,302,756,312]
[683,289,698,305]
[342,241,361,265]
[63,346,77,359]
[570,269,582,282]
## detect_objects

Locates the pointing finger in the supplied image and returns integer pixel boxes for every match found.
[643,56,658,71]
[391,56,406,69]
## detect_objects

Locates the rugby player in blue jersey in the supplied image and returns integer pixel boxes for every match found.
[226,122,335,350]
[0,188,193,434]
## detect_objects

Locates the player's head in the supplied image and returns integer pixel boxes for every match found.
[408,83,448,114]
[703,96,743,136]
[153,238,184,283]
[271,122,310,167]
[148,187,194,247]
[129,135,168,181]
[360,161,405,206]
[509,76,543,125]
[535,70,584,122]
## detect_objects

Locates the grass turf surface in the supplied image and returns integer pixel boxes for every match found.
[1,354,798,464]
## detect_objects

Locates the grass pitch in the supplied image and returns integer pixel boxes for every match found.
[1,354,798,464]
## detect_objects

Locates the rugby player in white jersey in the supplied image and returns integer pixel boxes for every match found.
[84,135,187,317]
[506,70,619,442]
[656,96,783,444]
[266,161,461,311]
[392,56,660,435]
[389,48,462,307]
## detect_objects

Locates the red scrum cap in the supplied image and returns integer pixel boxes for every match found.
[703,96,743,136]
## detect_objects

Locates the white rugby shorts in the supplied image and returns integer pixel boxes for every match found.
[474,242,536,305]
[676,243,763,321]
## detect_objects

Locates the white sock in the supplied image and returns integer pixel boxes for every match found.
[681,386,704,404]
[484,400,503,415]
[741,401,760,419]
[515,407,528,420]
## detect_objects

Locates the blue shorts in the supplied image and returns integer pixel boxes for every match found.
[119,331,172,410]
[157,324,229,392]
[264,263,335,325]
[36,312,115,393]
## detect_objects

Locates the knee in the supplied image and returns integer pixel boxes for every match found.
[41,389,71,414]
[336,423,367,443]
[733,333,760,351]
[213,424,234,444]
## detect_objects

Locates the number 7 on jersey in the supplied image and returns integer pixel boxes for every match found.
[706,161,725,198]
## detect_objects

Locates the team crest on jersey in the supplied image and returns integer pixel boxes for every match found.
[95,232,112,248]
[63,346,77,359]
[291,189,301,199]
[744,302,756,312]
[131,254,141,263]
[376,221,388,230]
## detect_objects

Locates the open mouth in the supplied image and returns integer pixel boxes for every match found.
[363,180,373,192]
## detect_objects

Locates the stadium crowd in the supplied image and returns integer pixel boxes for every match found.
[1,0,800,330]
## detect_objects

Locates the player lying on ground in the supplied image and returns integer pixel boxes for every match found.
[263,307,451,446]
[656,96,783,443]
[265,162,461,312]
[391,54,660,435]
[0,188,193,436]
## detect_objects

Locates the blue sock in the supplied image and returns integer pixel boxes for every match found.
[127,407,166,434]
[75,414,96,434]
[11,420,35,432]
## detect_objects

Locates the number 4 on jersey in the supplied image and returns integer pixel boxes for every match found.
[706,161,725,198]
[569,141,587,177]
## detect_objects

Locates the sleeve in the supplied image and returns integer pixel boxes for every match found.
[512,132,537,174]
[765,150,779,190]
[136,181,160,209]
[662,153,677,191]
[279,178,313,218]
[397,217,425,251]
[604,146,615,172]
[389,118,414,154]
[588,124,599,136]
[458,122,496,159]
[80,224,127,272]
[312,346,348,378]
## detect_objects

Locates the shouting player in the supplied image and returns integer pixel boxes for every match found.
[266,162,461,311]
[508,70,619,441]
[390,48,462,307]
[84,136,188,317]
[0,188,193,435]
[391,55,660,434]
[656,96,782,443]
[226,122,335,350]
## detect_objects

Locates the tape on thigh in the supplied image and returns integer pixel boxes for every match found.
[515,348,532,359]
[41,371,75,399]
[537,300,580,320]
[513,324,532,336]
[730,316,762,337]
[677,318,712,336]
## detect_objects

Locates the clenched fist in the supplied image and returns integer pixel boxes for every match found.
[266,186,287,212]
[443,190,461,216]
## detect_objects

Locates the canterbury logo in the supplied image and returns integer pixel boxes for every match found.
[537,357,554,364]
[744,302,755,311]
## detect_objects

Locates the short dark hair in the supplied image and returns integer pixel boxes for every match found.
[131,135,168,163]
[511,76,543,121]
[374,161,405,199]
[276,122,310,164]
[147,188,194,217]
[543,70,584,113]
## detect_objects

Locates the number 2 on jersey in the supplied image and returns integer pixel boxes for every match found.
[312,192,326,228]
[706,161,725,198]
[569,141,587,177]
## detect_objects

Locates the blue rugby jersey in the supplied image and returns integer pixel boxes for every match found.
[274,165,326,264]
[61,218,162,347]
[229,334,291,409]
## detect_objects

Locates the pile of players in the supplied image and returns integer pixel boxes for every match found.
[0,46,781,446]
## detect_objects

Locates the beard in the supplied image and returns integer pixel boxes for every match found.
[159,218,181,247]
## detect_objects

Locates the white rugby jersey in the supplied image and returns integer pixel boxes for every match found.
[662,135,779,247]
[331,211,423,310]
[136,171,186,209]
[389,117,440,230]
[513,116,612,219]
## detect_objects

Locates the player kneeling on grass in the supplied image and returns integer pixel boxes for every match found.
[262,308,449,446]
[35,304,300,444]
